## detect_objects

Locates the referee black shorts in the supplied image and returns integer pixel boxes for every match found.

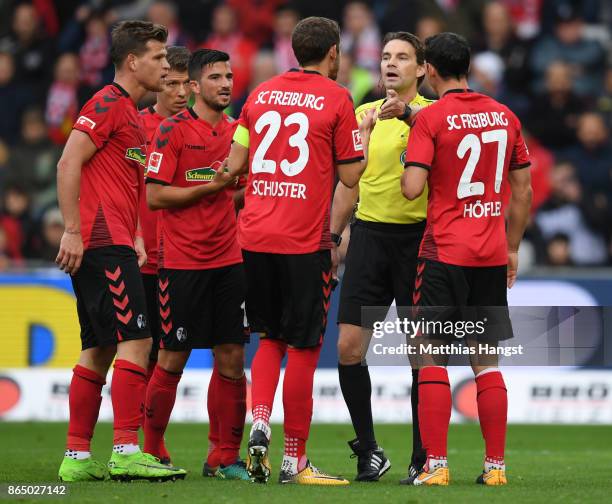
[338,219,425,328]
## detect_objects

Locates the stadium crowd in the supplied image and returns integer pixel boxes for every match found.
[0,0,611,269]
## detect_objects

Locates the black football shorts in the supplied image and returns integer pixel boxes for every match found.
[242,249,333,348]
[71,245,150,350]
[157,263,249,351]
[338,219,425,327]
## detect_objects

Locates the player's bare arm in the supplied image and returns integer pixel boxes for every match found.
[134,223,147,268]
[146,170,232,210]
[401,165,429,200]
[226,140,249,178]
[336,113,372,189]
[55,130,97,275]
[506,167,533,288]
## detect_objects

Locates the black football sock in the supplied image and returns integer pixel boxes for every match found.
[338,362,376,451]
[410,368,426,466]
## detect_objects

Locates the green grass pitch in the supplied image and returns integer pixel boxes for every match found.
[1,423,610,503]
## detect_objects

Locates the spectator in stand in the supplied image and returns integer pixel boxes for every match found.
[6,108,61,214]
[340,1,381,76]
[545,232,573,266]
[0,139,8,193]
[233,50,278,115]
[522,130,553,212]
[503,0,544,40]
[0,224,9,270]
[79,12,112,89]
[37,206,64,263]
[469,51,505,98]
[146,0,191,48]
[336,51,378,106]
[0,51,30,145]
[0,181,37,261]
[526,61,585,150]
[273,6,299,72]
[0,2,53,102]
[530,3,605,97]
[227,0,287,47]
[562,112,612,198]
[535,162,608,265]
[202,4,257,103]
[474,1,533,100]
[596,66,612,129]
[46,53,88,146]
[415,15,445,41]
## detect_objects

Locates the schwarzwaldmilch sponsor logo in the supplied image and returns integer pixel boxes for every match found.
[125,147,146,166]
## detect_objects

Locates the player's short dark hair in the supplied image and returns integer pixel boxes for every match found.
[110,20,167,67]
[291,16,340,67]
[188,49,230,80]
[424,32,471,80]
[382,31,426,87]
[166,46,190,73]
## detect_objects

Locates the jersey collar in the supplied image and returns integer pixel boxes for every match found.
[188,106,227,130]
[112,82,130,97]
[442,88,474,97]
[289,67,322,76]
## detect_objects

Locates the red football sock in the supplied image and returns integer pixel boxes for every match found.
[206,364,221,466]
[143,365,182,456]
[283,345,321,470]
[146,361,156,384]
[66,365,106,452]
[217,373,247,466]
[418,366,451,459]
[251,338,286,417]
[476,370,507,461]
[112,359,147,446]
[284,434,306,462]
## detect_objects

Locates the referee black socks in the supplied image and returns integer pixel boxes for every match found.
[338,362,377,451]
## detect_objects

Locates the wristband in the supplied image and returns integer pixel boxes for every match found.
[331,233,342,246]
[397,103,412,121]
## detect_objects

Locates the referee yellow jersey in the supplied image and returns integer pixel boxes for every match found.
[355,94,434,224]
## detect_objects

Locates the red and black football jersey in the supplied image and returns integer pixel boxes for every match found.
[73,82,146,250]
[405,89,530,267]
[138,105,165,274]
[145,108,241,270]
[237,69,364,254]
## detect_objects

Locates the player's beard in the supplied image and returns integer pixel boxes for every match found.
[202,93,229,112]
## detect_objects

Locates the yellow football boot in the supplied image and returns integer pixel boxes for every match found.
[476,468,507,486]
[413,466,450,486]
[279,461,350,486]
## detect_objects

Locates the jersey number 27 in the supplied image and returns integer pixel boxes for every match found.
[456,129,507,199]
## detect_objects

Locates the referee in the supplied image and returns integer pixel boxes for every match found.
[330,32,433,483]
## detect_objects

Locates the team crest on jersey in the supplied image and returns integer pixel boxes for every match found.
[352,129,363,151]
[147,152,163,174]
[125,147,146,166]
[400,149,406,165]
[76,116,96,130]
[185,161,223,182]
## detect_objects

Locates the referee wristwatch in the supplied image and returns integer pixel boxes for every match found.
[397,103,412,121]
[331,233,342,246]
